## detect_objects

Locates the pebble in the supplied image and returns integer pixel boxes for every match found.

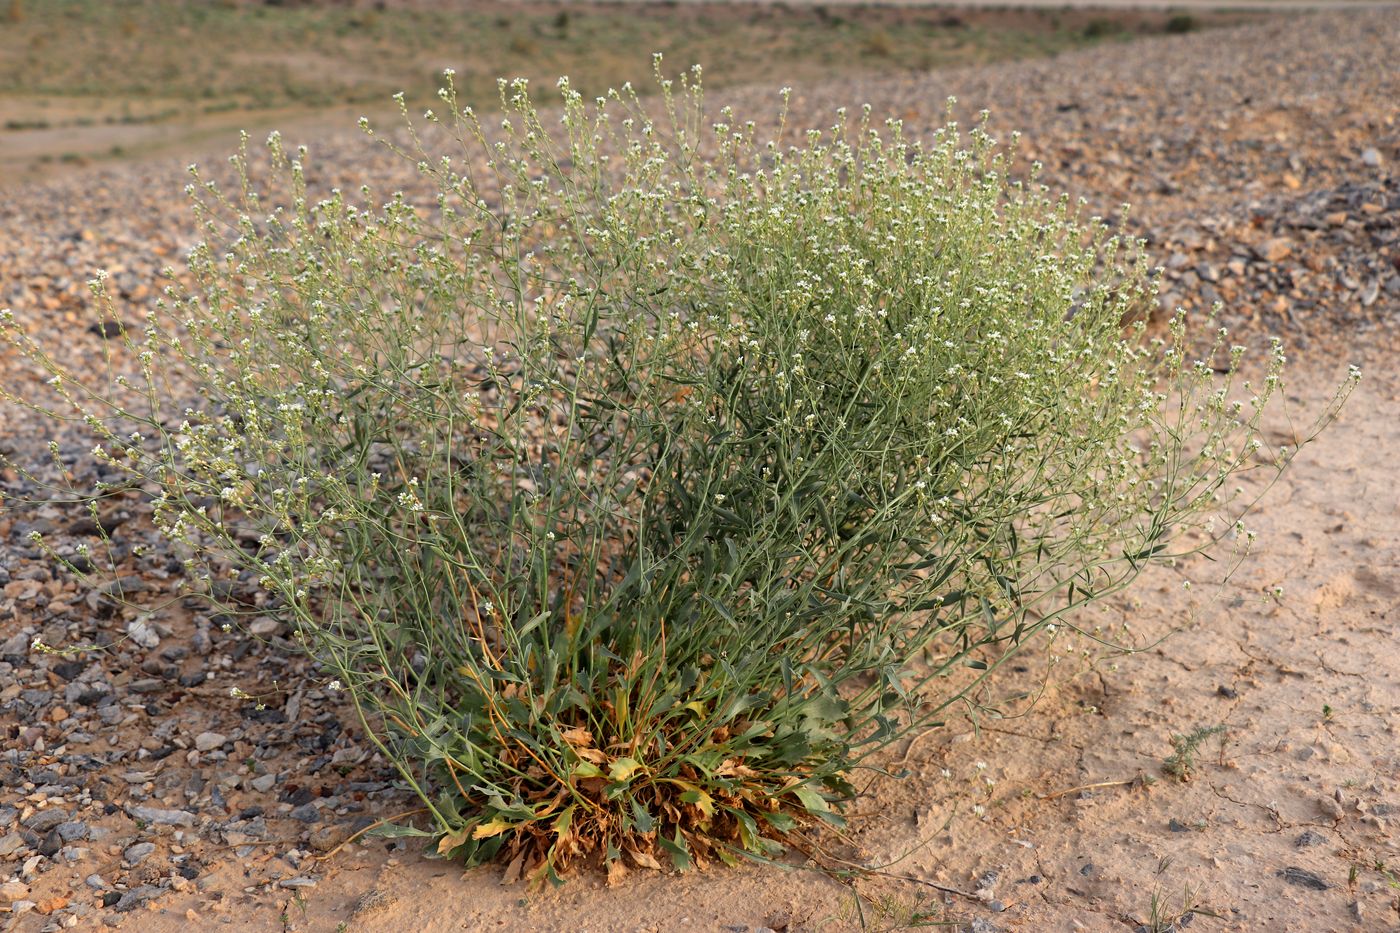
[289,803,321,823]
[23,809,69,833]
[124,841,156,865]
[113,885,162,912]
[0,880,30,904]
[1254,238,1292,263]
[194,731,227,752]
[56,820,89,842]
[1277,866,1329,891]
[128,805,196,827]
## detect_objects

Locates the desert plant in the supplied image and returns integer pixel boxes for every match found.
[1162,723,1226,781]
[1,64,1356,882]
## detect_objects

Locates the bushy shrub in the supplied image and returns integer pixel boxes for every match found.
[1,67,1355,882]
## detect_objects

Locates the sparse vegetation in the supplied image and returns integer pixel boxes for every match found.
[1163,724,1227,781]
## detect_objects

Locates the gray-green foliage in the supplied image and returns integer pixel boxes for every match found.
[1,65,1355,880]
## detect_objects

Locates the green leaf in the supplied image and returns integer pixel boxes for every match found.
[629,798,655,834]
[608,757,643,783]
[658,829,692,871]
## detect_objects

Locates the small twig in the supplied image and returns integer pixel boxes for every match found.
[788,830,981,901]
[1038,777,1138,801]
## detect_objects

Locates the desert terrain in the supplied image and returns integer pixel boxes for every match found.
[1,4,1398,932]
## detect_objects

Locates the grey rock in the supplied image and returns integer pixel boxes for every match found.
[1277,866,1329,891]
[56,821,89,842]
[22,809,68,833]
[124,842,156,865]
[0,832,28,858]
[194,732,227,752]
[114,884,162,912]
[1295,829,1327,847]
[290,803,321,823]
[84,874,108,891]
[129,805,196,827]
[101,576,148,598]
[250,773,277,793]
[38,827,62,857]
[1360,147,1383,168]
[279,876,318,888]
[127,617,160,650]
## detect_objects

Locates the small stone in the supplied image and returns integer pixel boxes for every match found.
[0,833,27,857]
[1360,147,1383,168]
[194,732,227,752]
[1216,685,1238,699]
[50,706,68,723]
[1294,829,1327,847]
[128,805,196,827]
[1318,795,1345,820]
[23,810,69,833]
[124,842,156,865]
[127,617,160,650]
[289,803,321,823]
[1254,238,1292,263]
[114,885,161,912]
[278,876,318,889]
[309,823,350,853]
[249,618,279,636]
[1277,866,1329,891]
[0,880,30,904]
[250,773,277,793]
[84,874,109,891]
[38,828,63,857]
[56,821,88,843]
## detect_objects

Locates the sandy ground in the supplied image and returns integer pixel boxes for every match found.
[89,346,1390,933]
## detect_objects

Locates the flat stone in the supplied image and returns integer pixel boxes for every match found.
[114,884,162,912]
[129,805,196,827]
[22,809,68,833]
[249,618,279,636]
[194,732,227,752]
[56,821,88,842]
[0,833,28,858]
[250,773,277,793]
[0,880,29,904]
[289,803,320,823]
[124,842,156,865]
[1278,866,1329,891]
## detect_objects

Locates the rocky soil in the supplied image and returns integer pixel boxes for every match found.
[1,8,1398,932]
